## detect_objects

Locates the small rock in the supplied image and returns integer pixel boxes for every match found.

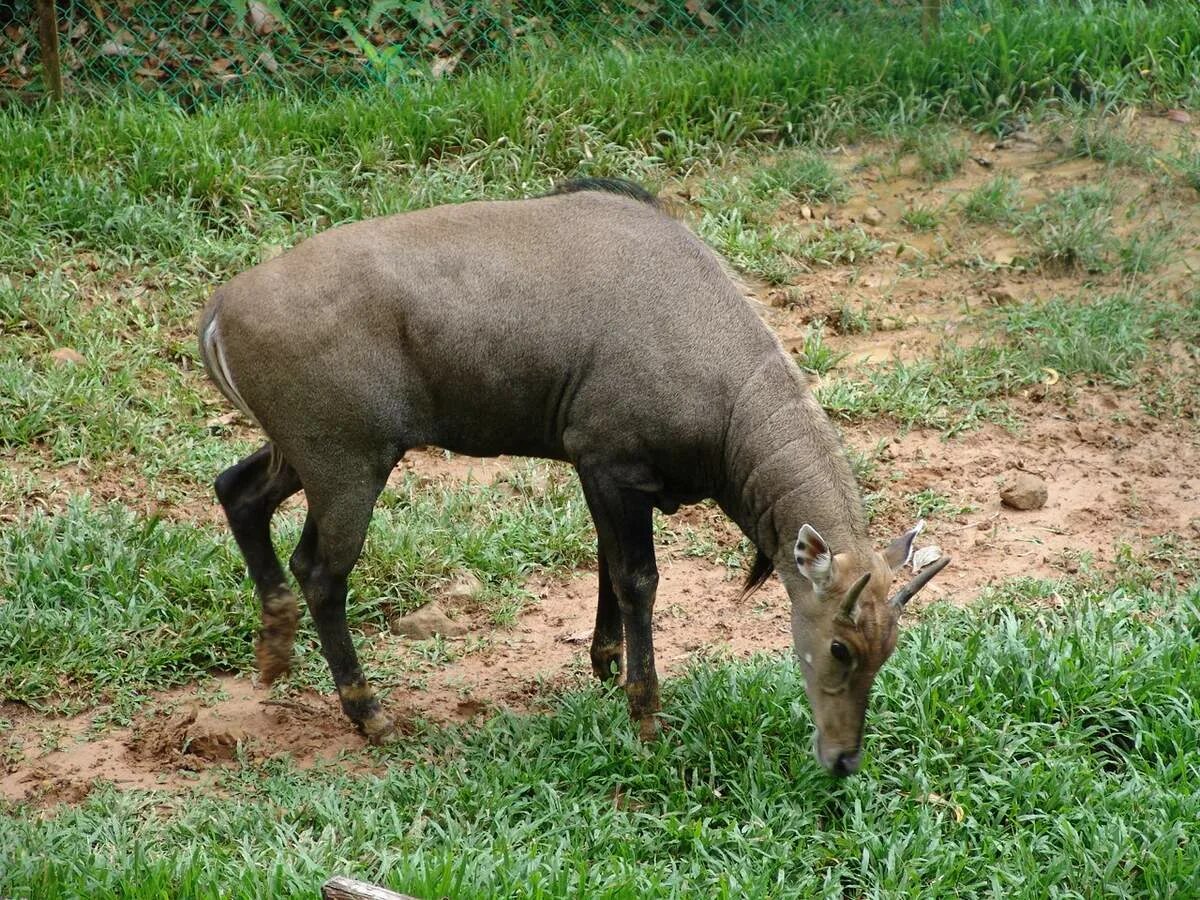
[971,155,993,168]
[390,602,469,639]
[862,206,885,226]
[799,204,814,220]
[48,348,85,366]
[993,249,1016,267]
[443,572,483,602]
[985,285,1019,305]
[1000,472,1048,511]
[1166,109,1192,125]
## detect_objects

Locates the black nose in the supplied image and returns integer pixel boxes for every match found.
[832,750,862,777]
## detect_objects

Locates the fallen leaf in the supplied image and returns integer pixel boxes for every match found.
[429,52,461,79]
[917,793,965,823]
[100,40,133,57]
[48,348,86,367]
[911,545,942,574]
[1041,367,1060,386]
[1166,109,1192,125]
[206,411,241,431]
[256,50,279,73]
[248,1,279,36]
[209,58,234,74]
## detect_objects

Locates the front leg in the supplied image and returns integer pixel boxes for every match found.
[578,466,661,741]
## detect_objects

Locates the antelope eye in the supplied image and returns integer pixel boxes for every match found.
[830,640,852,664]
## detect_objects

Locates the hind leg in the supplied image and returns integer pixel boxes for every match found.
[591,548,624,682]
[215,444,303,683]
[288,454,396,743]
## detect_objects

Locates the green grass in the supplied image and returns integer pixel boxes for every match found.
[819,342,1029,434]
[906,488,973,520]
[1022,184,1116,272]
[1062,113,1157,170]
[791,320,848,376]
[834,299,874,335]
[2,578,1197,898]
[1117,229,1174,276]
[1,0,1198,274]
[900,204,941,232]
[908,128,970,181]
[998,290,1163,386]
[796,226,882,268]
[0,267,228,481]
[817,289,1195,431]
[747,152,847,205]
[695,206,801,285]
[1175,141,1200,194]
[0,472,593,712]
[960,175,1024,225]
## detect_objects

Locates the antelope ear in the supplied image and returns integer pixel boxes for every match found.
[795,524,835,590]
[883,520,925,573]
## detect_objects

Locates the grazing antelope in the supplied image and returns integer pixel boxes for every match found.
[199,178,948,775]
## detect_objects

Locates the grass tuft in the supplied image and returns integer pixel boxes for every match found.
[961,175,1023,225]
[1022,184,1115,272]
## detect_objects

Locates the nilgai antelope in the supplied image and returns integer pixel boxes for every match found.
[199,178,948,775]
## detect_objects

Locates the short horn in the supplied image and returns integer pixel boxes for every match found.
[839,572,872,620]
[890,556,951,609]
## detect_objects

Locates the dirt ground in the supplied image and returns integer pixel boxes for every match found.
[5,113,1199,807]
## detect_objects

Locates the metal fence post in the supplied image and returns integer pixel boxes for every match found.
[36,0,64,102]
[922,0,942,43]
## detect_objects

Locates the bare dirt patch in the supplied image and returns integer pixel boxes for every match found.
[2,555,787,808]
[843,392,1200,602]
[0,677,370,807]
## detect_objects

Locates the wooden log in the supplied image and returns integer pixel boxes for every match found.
[35,0,64,102]
[321,875,422,900]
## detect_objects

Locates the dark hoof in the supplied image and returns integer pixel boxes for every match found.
[361,710,400,745]
[590,643,623,683]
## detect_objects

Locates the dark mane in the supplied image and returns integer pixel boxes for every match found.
[545,177,663,209]
[739,549,775,602]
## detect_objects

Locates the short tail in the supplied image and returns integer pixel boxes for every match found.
[199,297,258,429]
[198,295,286,477]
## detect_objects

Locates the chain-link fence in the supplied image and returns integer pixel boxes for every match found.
[5,0,891,104]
